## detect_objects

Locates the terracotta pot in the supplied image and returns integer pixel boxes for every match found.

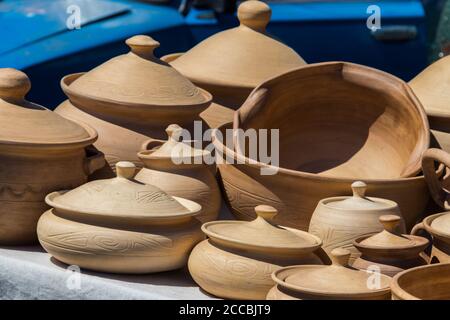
[188,205,327,300]
[309,181,406,262]
[352,215,428,277]
[55,35,212,172]
[0,68,103,245]
[267,248,392,300]
[162,0,306,128]
[391,263,450,300]
[37,162,204,274]
[135,124,221,223]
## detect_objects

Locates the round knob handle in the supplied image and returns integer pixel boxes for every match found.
[330,248,351,267]
[0,68,31,101]
[116,161,136,179]
[351,181,367,198]
[126,35,160,58]
[255,205,278,221]
[238,0,271,31]
[379,215,401,233]
[166,124,183,142]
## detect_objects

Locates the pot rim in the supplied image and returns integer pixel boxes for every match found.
[422,212,450,241]
[353,234,429,258]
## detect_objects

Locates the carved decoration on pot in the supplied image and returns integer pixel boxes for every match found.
[37,162,204,274]
[55,35,212,176]
[188,205,327,300]
[267,248,392,300]
[135,124,221,224]
[162,0,306,128]
[0,68,103,245]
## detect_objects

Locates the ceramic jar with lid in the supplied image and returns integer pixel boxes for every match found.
[162,0,306,128]
[135,124,221,223]
[56,35,212,174]
[309,181,406,262]
[267,248,392,300]
[37,162,204,274]
[352,215,428,276]
[188,205,327,300]
[0,68,104,245]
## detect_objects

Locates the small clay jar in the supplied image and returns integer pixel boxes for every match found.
[352,215,429,277]
[188,205,327,300]
[135,124,221,223]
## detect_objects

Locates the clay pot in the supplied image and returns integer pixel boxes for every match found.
[135,124,221,224]
[55,35,212,173]
[37,162,204,274]
[267,248,392,300]
[391,263,450,300]
[162,0,306,128]
[309,181,406,262]
[0,68,103,245]
[353,215,428,276]
[188,205,327,300]
[213,62,432,231]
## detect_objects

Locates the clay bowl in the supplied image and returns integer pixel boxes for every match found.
[213,62,433,231]
[391,263,450,300]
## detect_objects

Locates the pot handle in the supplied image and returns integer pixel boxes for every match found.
[422,148,450,210]
[84,147,106,176]
[410,222,431,263]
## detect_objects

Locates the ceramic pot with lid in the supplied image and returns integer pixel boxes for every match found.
[188,205,327,300]
[162,0,306,128]
[135,124,221,223]
[352,215,428,276]
[309,181,406,262]
[37,162,204,274]
[0,68,104,245]
[267,248,392,300]
[56,35,212,173]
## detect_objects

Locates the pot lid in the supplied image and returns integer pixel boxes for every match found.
[169,0,306,89]
[68,35,208,106]
[46,161,200,220]
[274,248,391,297]
[0,68,94,145]
[430,212,450,237]
[324,181,397,210]
[202,205,321,252]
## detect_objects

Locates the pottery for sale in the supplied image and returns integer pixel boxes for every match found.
[37,162,204,274]
[56,35,212,172]
[267,248,392,300]
[135,124,221,223]
[0,68,103,245]
[391,263,450,300]
[188,205,326,300]
[162,0,306,128]
[309,181,406,262]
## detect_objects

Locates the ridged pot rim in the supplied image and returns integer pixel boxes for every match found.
[422,212,450,242]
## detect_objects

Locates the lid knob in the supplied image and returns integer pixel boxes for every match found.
[116,161,136,179]
[255,205,278,221]
[330,248,351,267]
[166,124,184,142]
[126,35,160,58]
[238,0,271,31]
[0,68,31,101]
[379,215,401,233]
[351,181,367,198]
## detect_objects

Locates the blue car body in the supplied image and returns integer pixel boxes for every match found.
[0,0,428,108]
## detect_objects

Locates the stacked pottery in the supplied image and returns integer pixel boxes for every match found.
[0,68,104,245]
[56,35,212,175]
[135,124,221,223]
[188,205,327,300]
[267,248,392,300]
[352,215,429,276]
[162,0,306,128]
[37,162,204,274]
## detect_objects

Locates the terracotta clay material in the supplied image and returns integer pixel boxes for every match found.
[162,0,306,128]
[135,124,221,224]
[0,68,103,245]
[188,205,327,300]
[37,162,204,274]
[391,263,450,300]
[267,248,392,300]
[56,35,212,173]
